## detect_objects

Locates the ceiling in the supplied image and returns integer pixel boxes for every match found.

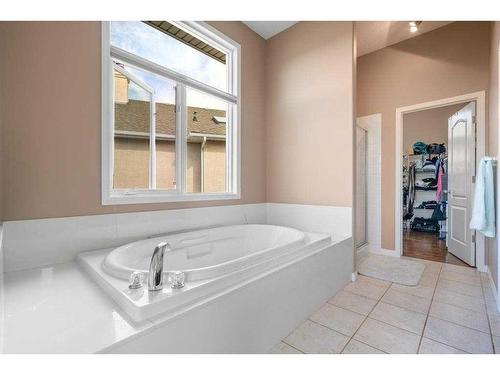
[242,21,298,39]
[242,21,453,55]
[356,21,453,56]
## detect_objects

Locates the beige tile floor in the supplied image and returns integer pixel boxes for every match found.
[270,258,500,354]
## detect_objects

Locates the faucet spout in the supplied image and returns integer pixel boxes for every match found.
[148,242,170,291]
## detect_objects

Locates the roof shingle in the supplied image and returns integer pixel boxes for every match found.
[114,100,226,137]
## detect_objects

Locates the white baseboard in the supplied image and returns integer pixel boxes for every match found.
[477,264,488,273]
[356,244,400,259]
[486,265,500,314]
[356,243,369,257]
[351,272,358,282]
[369,247,400,257]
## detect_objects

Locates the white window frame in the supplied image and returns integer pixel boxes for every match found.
[101,21,241,205]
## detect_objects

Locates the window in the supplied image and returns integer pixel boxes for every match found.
[102,21,240,204]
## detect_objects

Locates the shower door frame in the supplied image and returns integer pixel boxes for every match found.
[355,125,368,249]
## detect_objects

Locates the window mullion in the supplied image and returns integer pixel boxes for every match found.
[149,94,156,189]
[175,84,187,194]
[224,102,231,193]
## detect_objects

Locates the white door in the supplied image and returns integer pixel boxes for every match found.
[448,102,476,266]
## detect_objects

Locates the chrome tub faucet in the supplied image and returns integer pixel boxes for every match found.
[148,242,170,291]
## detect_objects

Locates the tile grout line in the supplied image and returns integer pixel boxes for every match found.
[280,341,305,354]
[375,296,491,337]
[281,277,390,354]
[320,303,368,317]
[417,267,492,354]
[339,280,394,354]
[416,263,443,354]
[431,293,487,314]
[307,306,422,341]
[341,338,389,354]
[335,275,490,337]
[436,284,484,299]
[375,293,431,315]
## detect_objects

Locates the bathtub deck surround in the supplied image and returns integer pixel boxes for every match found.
[78,225,331,321]
[1,237,352,353]
[0,202,353,353]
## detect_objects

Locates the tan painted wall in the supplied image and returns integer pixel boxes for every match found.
[203,141,226,193]
[488,21,500,289]
[265,22,354,206]
[0,21,267,221]
[403,103,464,155]
[357,22,491,251]
[113,139,178,190]
[114,139,225,192]
[156,140,177,189]
[114,138,151,189]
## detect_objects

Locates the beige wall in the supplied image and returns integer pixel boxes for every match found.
[403,103,464,155]
[156,140,177,189]
[113,138,178,190]
[488,21,500,289]
[0,21,267,221]
[203,141,226,192]
[357,22,491,251]
[114,139,225,192]
[114,138,151,189]
[265,22,354,206]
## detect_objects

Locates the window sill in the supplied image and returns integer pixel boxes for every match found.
[102,192,241,205]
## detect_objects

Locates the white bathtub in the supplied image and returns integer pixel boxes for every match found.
[103,224,306,282]
[78,224,333,322]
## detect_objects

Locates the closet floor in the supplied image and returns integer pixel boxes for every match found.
[403,231,470,267]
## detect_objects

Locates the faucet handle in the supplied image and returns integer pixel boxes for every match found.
[129,271,145,289]
[169,271,186,289]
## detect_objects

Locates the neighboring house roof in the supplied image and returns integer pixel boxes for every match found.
[114,100,226,137]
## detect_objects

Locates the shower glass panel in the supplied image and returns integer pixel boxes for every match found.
[356,126,368,248]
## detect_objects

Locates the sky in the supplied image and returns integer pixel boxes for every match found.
[111,21,227,111]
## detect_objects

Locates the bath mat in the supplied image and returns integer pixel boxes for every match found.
[357,254,425,286]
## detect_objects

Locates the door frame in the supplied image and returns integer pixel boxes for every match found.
[394,91,486,271]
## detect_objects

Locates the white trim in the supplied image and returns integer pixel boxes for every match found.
[101,22,113,206]
[178,84,186,195]
[394,91,486,269]
[369,247,401,257]
[110,46,237,105]
[189,132,226,140]
[351,272,358,282]
[114,130,175,141]
[104,192,240,205]
[356,243,369,256]
[101,21,241,205]
[486,265,500,314]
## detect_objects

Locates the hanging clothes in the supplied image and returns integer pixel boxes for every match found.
[436,158,444,201]
[404,163,416,220]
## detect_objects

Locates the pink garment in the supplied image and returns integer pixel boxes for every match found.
[436,162,443,201]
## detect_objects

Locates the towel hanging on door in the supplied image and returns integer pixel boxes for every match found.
[470,157,496,238]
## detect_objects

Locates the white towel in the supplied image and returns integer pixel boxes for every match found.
[470,157,496,238]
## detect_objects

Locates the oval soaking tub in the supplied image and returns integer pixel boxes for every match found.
[103,224,306,283]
